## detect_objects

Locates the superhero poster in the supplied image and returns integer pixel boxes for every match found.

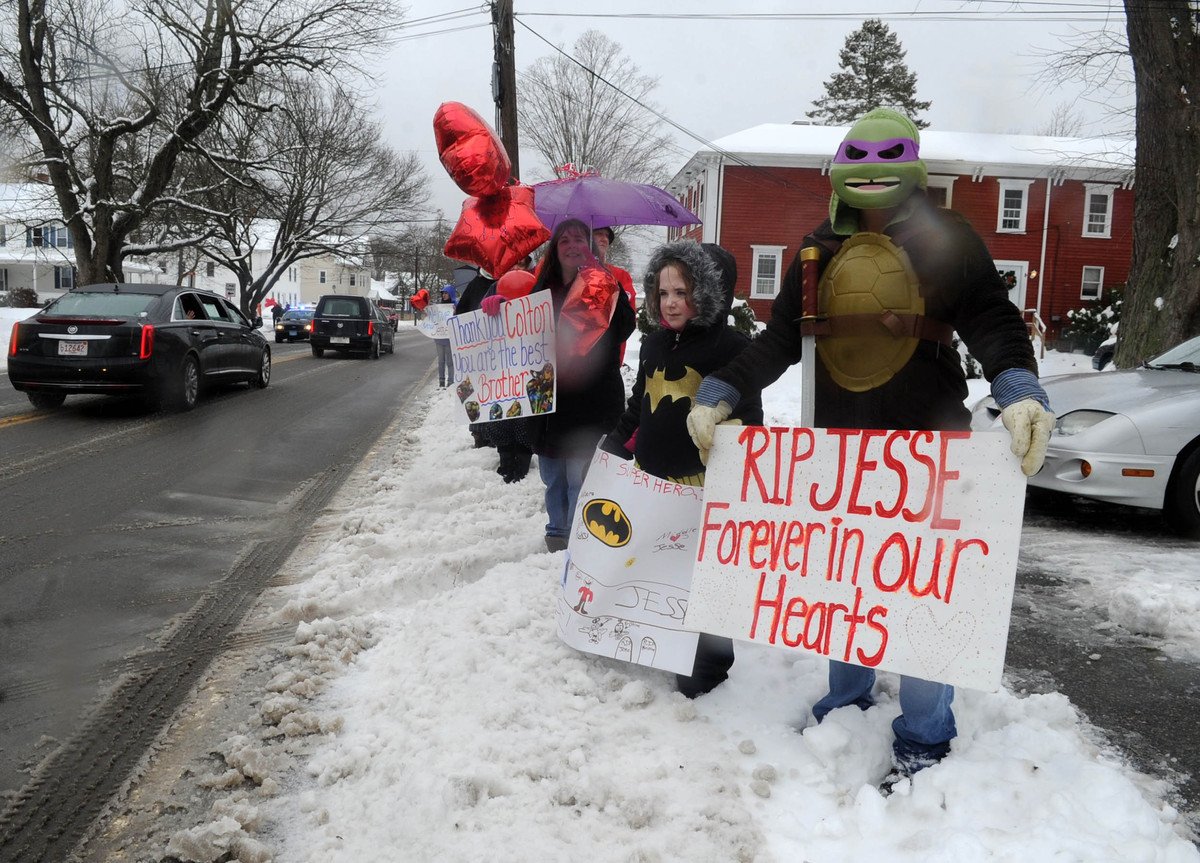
[555,448,704,676]
[446,290,556,424]
[686,425,1025,692]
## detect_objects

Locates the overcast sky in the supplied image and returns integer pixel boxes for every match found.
[366,1,1133,238]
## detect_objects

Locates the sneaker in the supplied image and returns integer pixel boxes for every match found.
[545,536,568,552]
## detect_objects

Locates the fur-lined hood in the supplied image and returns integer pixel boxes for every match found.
[641,241,736,332]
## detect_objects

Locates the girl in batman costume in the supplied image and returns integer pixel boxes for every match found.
[604,240,762,697]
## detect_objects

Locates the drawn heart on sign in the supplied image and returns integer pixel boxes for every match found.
[904,606,977,680]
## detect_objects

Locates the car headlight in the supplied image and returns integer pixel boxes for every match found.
[275,324,284,330]
[1055,409,1116,436]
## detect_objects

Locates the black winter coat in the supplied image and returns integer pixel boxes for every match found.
[713,194,1037,432]
[536,274,637,458]
[610,241,763,482]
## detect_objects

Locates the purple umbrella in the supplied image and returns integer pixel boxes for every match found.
[532,174,701,231]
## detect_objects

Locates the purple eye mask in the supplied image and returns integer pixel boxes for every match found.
[833,137,920,164]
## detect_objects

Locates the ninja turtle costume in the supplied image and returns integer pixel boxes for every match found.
[692,108,1049,775]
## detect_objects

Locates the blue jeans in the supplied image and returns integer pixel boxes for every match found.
[538,453,590,538]
[435,340,453,384]
[812,661,956,771]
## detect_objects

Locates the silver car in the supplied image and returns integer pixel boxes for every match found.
[971,335,1200,536]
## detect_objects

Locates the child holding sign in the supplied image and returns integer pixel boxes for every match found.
[603,241,762,697]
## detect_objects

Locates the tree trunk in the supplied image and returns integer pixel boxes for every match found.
[1119,1,1200,366]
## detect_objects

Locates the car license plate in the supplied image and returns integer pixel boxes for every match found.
[331,337,350,344]
[288,329,298,336]
[58,340,87,356]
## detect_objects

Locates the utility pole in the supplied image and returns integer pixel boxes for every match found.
[491,0,519,181]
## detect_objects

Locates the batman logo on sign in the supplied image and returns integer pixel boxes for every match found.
[583,499,632,547]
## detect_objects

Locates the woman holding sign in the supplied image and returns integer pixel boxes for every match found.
[603,240,762,697]
[530,218,636,553]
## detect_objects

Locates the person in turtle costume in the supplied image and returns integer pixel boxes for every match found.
[685,107,1055,780]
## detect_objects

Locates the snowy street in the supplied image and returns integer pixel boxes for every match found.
[73,335,1200,863]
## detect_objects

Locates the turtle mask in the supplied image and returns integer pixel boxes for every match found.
[830,109,926,210]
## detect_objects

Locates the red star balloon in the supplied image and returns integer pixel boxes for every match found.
[433,102,512,198]
[558,265,619,357]
[444,184,549,278]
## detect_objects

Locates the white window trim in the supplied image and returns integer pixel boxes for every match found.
[925,175,956,208]
[1083,183,1115,239]
[750,244,787,299]
[996,179,1034,233]
[1081,265,1104,301]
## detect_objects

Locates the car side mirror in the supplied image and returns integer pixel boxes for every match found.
[253,316,263,328]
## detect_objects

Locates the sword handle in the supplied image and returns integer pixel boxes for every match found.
[800,246,820,320]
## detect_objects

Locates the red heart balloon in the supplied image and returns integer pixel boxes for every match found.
[444,185,549,277]
[496,269,536,301]
[433,102,512,198]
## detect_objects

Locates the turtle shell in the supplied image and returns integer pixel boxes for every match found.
[816,232,923,392]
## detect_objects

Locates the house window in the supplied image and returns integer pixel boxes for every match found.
[205,262,215,277]
[925,175,955,208]
[0,225,7,245]
[349,273,356,287]
[319,270,327,284]
[1083,184,1114,239]
[54,266,75,290]
[1081,265,1104,301]
[750,244,786,298]
[26,226,43,247]
[0,268,8,290]
[996,180,1034,232]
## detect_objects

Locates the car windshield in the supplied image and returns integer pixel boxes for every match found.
[46,291,156,317]
[319,299,365,317]
[282,310,313,320]
[1146,335,1200,371]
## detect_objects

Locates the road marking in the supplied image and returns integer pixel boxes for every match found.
[0,412,45,429]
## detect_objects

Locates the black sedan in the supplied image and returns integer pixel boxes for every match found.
[275,308,315,342]
[6,283,271,411]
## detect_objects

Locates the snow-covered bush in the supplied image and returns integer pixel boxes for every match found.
[1062,287,1123,354]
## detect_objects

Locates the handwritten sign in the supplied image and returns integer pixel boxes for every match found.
[556,449,704,676]
[446,290,556,424]
[685,426,1025,691]
[416,303,455,339]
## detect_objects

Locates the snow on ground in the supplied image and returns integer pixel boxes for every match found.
[163,331,1196,863]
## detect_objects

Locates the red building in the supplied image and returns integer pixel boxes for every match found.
[667,123,1134,344]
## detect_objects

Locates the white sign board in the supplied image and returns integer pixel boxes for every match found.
[686,426,1025,691]
[416,303,455,339]
[446,290,556,424]
[556,450,705,676]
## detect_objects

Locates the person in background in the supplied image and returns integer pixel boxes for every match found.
[271,302,284,324]
[526,218,636,552]
[592,227,637,366]
[434,285,457,388]
[685,107,1055,784]
[604,240,761,697]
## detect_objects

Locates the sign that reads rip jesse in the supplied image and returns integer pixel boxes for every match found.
[686,425,1025,691]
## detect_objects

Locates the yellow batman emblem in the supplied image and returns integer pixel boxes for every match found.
[645,366,703,412]
[583,499,632,547]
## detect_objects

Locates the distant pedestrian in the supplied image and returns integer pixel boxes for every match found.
[271,303,283,323]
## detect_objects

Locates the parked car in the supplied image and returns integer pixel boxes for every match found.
[970,334,1200,535]
[6,284,271,412]
[275,308,315,343]
[1092,336,1116,370]
[310,294,394,359]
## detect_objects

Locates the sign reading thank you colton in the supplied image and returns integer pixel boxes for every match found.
[685,425,1025,691]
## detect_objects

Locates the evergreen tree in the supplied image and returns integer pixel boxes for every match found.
[807,19,932,128]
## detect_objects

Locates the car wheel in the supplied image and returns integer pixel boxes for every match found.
[311,344,325,358]
[1166,448,1200,538]
[28,391,66,410]
[168,354,201,412]
[369,338,380,360]
[254,348,271,389]
[275,336,283,343]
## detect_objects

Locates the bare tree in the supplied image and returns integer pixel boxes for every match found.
[0,0,403,285]
[196,76,428,316]
[517,30,675,185]
[1037,102,1085,137]
[1117,1,1200,362]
